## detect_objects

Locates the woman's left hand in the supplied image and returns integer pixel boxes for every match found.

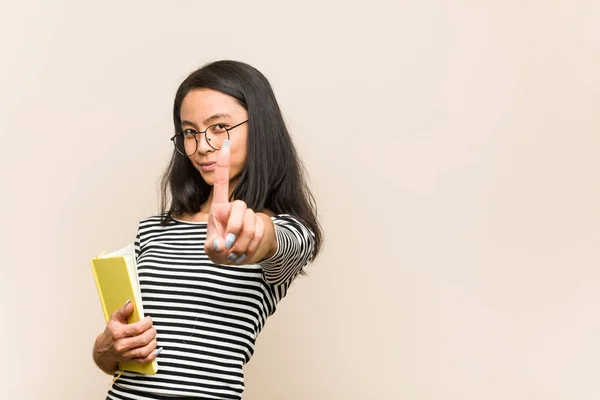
[205,141,276,265]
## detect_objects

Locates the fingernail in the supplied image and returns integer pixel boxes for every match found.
[223,140,230,149]
[124,299,131,307]
[225,233,236,249]
[228,253,238,262]
[213,239,220,251]
[154,347,163,356]
[235,254,246,264]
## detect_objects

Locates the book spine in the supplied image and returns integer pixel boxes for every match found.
[90,259,110,322]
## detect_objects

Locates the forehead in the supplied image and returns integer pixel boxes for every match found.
[180,89,245,121]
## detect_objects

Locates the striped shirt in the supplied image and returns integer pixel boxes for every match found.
[106,214,315,400]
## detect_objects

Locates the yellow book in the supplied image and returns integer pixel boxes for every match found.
[90,244,158,375]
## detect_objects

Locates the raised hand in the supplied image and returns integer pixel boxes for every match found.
[204,140,269,265]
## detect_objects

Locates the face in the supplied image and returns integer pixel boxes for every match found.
[179,89,249,188]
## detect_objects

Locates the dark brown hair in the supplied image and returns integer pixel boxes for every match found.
[159,60,323,261]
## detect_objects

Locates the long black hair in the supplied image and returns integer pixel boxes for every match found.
[160,60,322,260]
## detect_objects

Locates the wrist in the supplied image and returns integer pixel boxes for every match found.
[93,333,118,375]
[255,213,277,261]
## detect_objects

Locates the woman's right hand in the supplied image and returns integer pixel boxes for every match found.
[92,300,160,374]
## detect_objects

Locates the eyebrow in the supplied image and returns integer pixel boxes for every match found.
[181,113,233,129]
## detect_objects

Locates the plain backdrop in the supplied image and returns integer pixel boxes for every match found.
[1,1,600,399]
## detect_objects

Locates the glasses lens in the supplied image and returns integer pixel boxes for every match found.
[174,133,197,156]
[205,125,228,150]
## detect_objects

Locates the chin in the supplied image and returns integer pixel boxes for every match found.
[196,169,215,186]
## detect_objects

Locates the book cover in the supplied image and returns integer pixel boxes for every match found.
[90,244,158,375]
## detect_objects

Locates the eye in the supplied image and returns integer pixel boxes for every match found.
[182,129,198,137]
[211,123,228,133]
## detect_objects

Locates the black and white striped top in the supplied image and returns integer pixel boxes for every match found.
[107,214,315,400]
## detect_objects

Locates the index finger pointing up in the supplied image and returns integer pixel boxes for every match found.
[212,140,231,204]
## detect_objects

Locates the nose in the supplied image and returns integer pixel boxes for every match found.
[195,132,214,155]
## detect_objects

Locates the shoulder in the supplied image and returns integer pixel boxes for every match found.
[261,209,276,217]
[135,214,179,235]
[138,214,167,227]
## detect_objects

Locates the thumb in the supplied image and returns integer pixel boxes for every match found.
[112,299,134,323]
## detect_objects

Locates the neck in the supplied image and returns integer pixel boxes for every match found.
[201,177,239,213]
[180,181,237,223]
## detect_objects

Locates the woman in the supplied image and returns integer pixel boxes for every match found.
[93,60,322,399]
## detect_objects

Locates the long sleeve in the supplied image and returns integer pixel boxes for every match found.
[259,214,316,286]
[134,223,142,263]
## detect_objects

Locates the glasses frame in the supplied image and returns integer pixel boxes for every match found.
[170,119,248,155]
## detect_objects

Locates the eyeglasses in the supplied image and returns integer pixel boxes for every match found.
[170,120,248,156]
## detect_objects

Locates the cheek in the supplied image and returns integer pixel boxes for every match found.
[231,137,248,172]
[230,149,247,175]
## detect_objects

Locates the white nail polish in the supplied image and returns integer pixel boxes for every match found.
[225,233,236,249]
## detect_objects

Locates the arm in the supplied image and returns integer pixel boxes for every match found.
[203,142,316,276]
[93,334,119,374]
[205,205,316,285]
[258,214,316,285]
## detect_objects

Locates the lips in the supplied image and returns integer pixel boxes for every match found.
[198,161,217,172]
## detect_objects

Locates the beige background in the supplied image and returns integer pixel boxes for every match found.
[1,0,600,399]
